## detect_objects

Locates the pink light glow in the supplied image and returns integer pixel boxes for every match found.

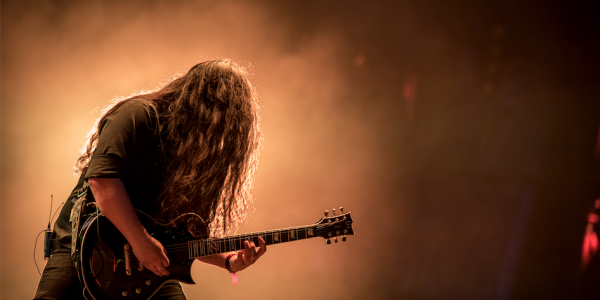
[582,213,599,268]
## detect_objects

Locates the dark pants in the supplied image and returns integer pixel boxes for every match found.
[33,249,187,300]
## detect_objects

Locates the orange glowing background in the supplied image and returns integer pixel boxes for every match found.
[2,1,599,299]
[2,2,392,299]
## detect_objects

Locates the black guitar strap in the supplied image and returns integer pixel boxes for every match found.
[70,180,97,271]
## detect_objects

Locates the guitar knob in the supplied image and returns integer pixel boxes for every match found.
[145,279,151,286]
[334,237,338,243]
[342,236,347,242]
[121,290,128,297]
[135,287,142,294]
[326,238,331,244]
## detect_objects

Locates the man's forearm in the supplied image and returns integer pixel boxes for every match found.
[197,252,235,270]
[88,177,148,247]
[88,177,170,276]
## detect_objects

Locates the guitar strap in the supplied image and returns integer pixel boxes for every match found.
[70,180,97,271]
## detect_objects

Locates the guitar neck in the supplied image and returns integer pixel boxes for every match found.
[187,225,319,259]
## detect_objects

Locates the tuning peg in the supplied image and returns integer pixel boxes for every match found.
[334,237,338,243]
[324,210,329,217]
[326,238,331,244]
[342,236,347,242]
[332,208,336,216]
[340,207,344,213]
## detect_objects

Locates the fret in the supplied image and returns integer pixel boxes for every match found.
[281,231,288,243]
[297,229,306,240]
[281,230,287,243]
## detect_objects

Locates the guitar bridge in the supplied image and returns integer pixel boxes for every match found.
[124,244,132,275]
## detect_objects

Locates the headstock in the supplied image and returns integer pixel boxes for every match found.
[315,207,355,244]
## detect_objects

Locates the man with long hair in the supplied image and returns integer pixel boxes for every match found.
[34,60,266,299]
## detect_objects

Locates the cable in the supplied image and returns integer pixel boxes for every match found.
[34,197,65,276]
[95,209,108,278]
[50,201,65,225]
[48,195,53,228]
[34,229,46,276]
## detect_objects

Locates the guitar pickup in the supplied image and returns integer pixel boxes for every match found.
[124,244,132,275]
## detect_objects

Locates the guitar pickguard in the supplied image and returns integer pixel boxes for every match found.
[91,238,115,289]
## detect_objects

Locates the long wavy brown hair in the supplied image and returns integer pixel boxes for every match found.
[75,60,261,237]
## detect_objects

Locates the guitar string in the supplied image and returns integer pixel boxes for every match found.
[138,221,334,252]
[161,226,318,250]
[160,226,315,250]
[167,226,327,259]
[111,210,343,252]
[127,228,314,263]
[126,227,321,262]
[129,226,326,265]
[124,224,337,264]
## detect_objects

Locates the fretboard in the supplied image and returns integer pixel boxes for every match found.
[187,225,318,259]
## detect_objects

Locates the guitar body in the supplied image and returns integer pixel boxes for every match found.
[78,213,196,300]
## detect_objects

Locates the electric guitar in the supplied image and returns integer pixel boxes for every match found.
[76,208,355,300]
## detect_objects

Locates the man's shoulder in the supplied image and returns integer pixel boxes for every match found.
[98,98,162,138]
[108,98,160,125]
[118,98,158,116]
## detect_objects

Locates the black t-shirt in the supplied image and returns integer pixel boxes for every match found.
[53,99,167,250]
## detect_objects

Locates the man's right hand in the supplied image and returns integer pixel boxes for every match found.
[130,232,170,277]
